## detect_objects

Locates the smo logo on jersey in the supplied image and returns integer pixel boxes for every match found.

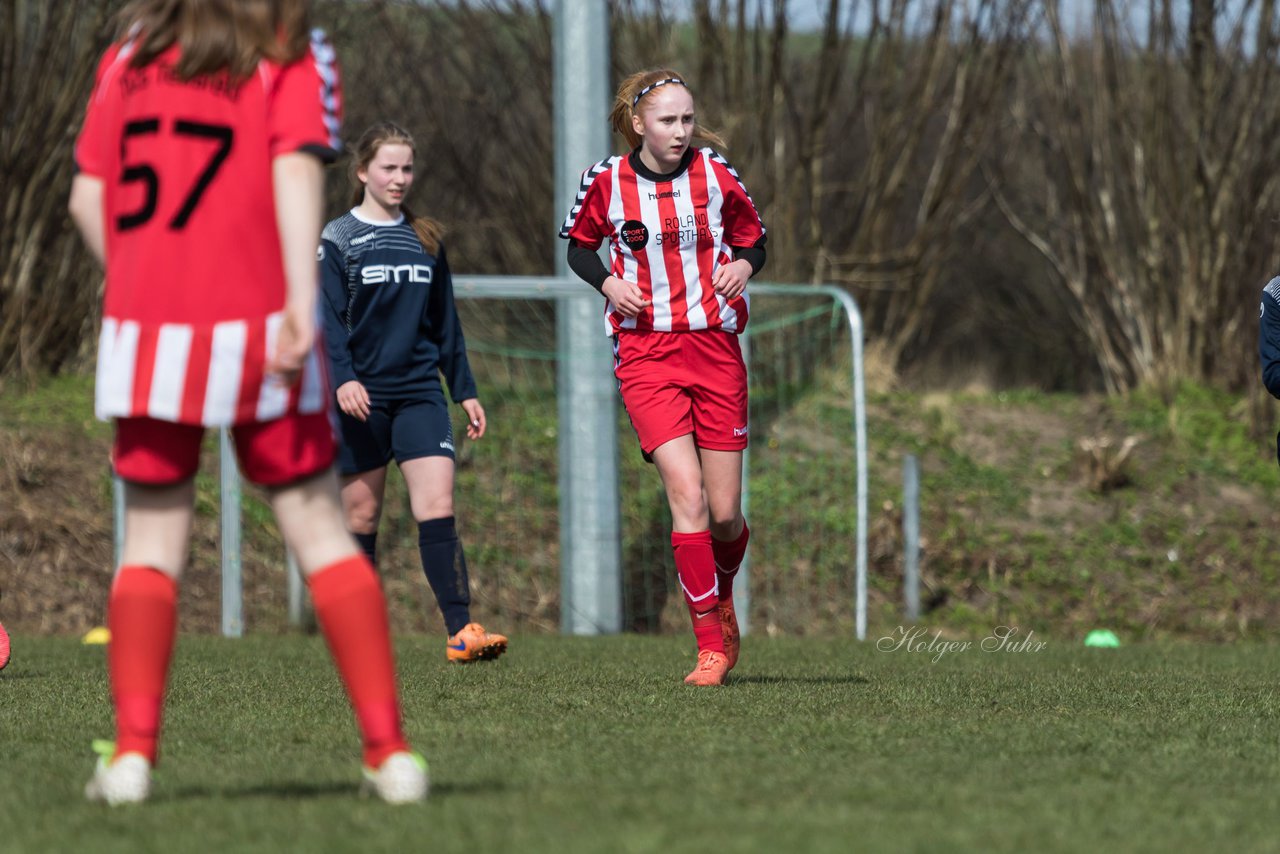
[621,220,649,251]
[362,264,434,285]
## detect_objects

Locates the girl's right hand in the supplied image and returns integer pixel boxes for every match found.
[267,301,315,387]
[336,380,371,422]
[602,276,651,318]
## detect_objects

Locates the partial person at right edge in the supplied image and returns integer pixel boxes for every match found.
[320,121,507,664]
[1257,277,1280,466]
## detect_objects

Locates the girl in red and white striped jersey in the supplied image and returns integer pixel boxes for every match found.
[69,0,425,804]
[560,69,767,686]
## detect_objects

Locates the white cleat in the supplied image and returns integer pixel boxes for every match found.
[85,752,151,806]
[361,751,429,804]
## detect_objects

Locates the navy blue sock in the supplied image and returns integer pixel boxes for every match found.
[353,531,378,569]
[417,517,472,636]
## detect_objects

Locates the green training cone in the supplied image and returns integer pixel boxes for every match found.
[1084,629,1121,648]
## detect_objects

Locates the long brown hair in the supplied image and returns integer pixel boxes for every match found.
[116,0,312,81]
[609,68,727,152]
[349,121,444,256]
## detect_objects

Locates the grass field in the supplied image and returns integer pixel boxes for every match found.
[4,634,1280,852]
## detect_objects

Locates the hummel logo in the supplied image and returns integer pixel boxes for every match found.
[732,425,748,437]
[440,441,454,451]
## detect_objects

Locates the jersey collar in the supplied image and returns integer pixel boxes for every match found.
[349,207,405,226]
[628,146,696,183]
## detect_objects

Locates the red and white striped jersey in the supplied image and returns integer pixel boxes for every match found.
[75,31,342,426]
[559,147,766,335]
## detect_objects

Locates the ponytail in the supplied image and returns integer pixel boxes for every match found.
[402,206,444,257]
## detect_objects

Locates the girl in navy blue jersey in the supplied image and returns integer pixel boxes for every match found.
[321,121,507,662]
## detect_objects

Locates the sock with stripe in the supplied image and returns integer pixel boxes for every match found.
[713,521,750,604]
[417,517,472,637]
[672,530,724,654]
[108,565,179,764]
[307,555,408,769]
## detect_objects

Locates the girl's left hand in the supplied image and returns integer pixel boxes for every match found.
[711,259,752,299]
[461,398,486,440]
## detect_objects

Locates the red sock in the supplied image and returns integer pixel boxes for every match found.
[672,531,724,654]
[713,521,751,604]
[307,555,408,769]
[109,566,179,764]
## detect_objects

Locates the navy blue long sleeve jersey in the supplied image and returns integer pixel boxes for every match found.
[320,210,477,402]
[1260,278,1280,399]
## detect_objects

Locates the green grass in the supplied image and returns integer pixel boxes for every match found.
[4,635,1280,852]
[0,373,101,432]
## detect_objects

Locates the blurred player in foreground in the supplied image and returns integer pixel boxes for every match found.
[69,0,425,805]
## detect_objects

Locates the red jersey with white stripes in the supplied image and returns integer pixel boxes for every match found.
[74,32,342,426]
[560,147,766,335]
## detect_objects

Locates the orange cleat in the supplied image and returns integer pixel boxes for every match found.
[446,623,508,663]
[684,649,730,686]
[718,601,739,671]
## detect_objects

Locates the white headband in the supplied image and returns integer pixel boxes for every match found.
[632,77,686,107]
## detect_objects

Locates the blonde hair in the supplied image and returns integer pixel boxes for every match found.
[349,121,444,256]
[609,68,727,152]
[117,0,312,81]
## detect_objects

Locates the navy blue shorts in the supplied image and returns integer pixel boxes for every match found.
[336,397,456,475]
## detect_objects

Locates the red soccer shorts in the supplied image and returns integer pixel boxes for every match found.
[613,329,749,456]
[112,412,337,487]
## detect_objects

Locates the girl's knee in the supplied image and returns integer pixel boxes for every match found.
[709,513,741,539]
[345,500,382,534]
[667,488,707,525]
[413,501,454,523]
[409,487,454,522]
